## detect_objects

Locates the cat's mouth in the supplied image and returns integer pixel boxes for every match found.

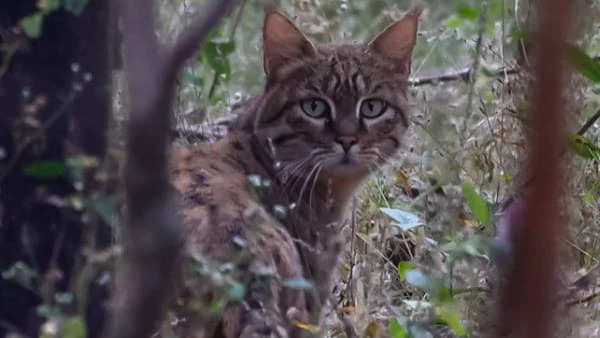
[323,152,368,176]
[324,160,368,180]
[340,153,354,165]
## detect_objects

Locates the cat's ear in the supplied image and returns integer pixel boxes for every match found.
[368,5,423,75]
[263,10,316,78]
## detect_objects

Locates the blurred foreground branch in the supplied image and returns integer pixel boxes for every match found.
[496,0,574,337]
[103,1,235,338]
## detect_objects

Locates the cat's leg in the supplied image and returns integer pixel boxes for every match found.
[299,222,344,327]
[221,209,307,338]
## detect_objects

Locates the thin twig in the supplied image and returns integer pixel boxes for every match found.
[408,55,600,87]
[345,197,358,303]
[567,291,600,307]
[576,109,600,135]
[409,66,519,87]
[461,1,487,145]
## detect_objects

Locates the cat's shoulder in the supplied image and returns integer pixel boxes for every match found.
[170,132,255,194]
[170,133,261,257]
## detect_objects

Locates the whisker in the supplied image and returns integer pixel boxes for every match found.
[361,149,387,164]
[278,158,309,183]
[308,163,323,212]
[276,148,327,184]
[283,167,306,195]
[296,163,321,206]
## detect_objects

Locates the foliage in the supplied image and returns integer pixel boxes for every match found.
[461,182,491,226]
[19,0,90,39]
[569,46,600,84]
[6,0,600,336]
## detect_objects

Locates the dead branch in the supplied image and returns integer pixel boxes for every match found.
[496,0,574,337]
[577,109,600,135]
[409,55,599,87]
[409,66,519,87]
[103,1,235,338]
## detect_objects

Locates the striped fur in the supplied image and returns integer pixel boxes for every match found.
[172,7,421,338]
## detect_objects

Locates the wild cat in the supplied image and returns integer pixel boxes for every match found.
[171,5,422,337]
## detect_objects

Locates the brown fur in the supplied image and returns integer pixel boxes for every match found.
[170,7,422,338]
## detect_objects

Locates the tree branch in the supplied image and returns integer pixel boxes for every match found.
[409,66,519,87]
[409,55,599,87]
[104,1,235,338]
[496,0,574,336]
[166,0,235,77]
[577,109,600,136]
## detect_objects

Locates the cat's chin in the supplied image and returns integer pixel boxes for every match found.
[325,161,369,178]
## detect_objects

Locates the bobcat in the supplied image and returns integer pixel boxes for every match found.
[171,6,422,337]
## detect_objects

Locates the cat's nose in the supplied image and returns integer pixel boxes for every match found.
[337,136,357,152]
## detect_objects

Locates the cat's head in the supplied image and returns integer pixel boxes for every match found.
[252,6,421,186]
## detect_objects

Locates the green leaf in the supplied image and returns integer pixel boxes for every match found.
[568,46,600,83]
[381,208,423,231]
[212,38,236,56]
[567,134,600,160]
[61,316,87,338]
[40,0,62,12]
[282,278,314,290]
[54,292,74,305]
[209,93,226,105]
[200,33,235,81]
[456,5,480,20]
[405,269,431,289]
[63,0,89,16]
[24,160,65,179]
[445,16,463,29]
[389,318,410,338]
[226,282,245,301]
[2,261,38,291]
[20,13,44,39]
[511,28,532,42]
[435,286,454,304]
[209,300,226,314]
[86,195,118,225]
[436,305,467,337]
[461,182,490,225]
[397,261,413,280]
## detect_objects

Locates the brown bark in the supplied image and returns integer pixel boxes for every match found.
[496,0,574,337]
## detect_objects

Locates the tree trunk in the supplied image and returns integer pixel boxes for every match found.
[0,1,114,336]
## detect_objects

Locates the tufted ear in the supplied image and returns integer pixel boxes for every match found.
[263,10,316,78]
[368,5,423,75]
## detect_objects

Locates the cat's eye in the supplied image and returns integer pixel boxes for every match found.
[301,98,330,118]
[360,99,387,119]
